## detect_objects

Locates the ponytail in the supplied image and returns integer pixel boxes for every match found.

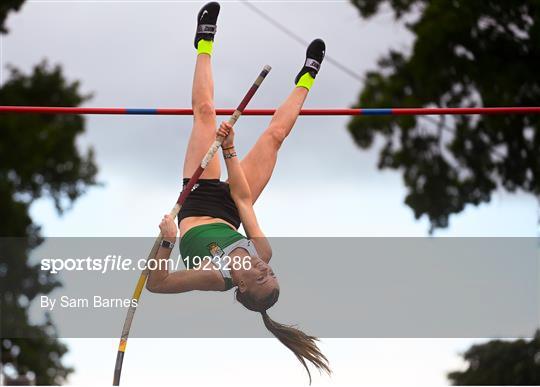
[236,288,331,383]
[261,310,330,384]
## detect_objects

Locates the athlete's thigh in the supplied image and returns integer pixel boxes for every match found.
[239,131,279,203]
[183,118,221,179]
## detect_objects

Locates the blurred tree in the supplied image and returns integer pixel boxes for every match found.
[348,0,540,231]
[1,0,25,33]
[0,61,97,384]
[448,331,540,384]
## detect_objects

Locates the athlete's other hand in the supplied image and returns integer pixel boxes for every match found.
[159,214,177,241]
[217,121,235,148]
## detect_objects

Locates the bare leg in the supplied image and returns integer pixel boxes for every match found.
[182,54,220,179]
[240,87,308,202]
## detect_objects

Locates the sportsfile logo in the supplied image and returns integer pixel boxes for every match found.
[40,255,186,274]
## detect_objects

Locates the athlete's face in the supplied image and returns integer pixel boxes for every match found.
[238,256,279,300]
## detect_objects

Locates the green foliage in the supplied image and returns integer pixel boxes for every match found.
[0,61,97,384]
[0,0,25,33]
[348,0,540,231]
[0,62,96,215]
[448,331,540,385]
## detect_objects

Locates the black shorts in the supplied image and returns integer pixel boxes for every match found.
[178,179,241,229]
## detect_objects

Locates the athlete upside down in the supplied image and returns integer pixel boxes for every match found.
[146,2,329,382]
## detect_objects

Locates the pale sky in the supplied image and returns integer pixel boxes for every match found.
[2,0,538,385]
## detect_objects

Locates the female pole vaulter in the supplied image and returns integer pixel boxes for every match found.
[146,2,330,382]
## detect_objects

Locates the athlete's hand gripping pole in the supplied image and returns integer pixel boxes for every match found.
[112,65,271,386]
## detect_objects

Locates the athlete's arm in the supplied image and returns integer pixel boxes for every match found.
[218,122,272,262]
[234,201,272,262]
[146,265,225,293]
[146,215,225,293]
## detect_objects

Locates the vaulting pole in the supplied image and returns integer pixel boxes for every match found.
[2,106,540,116]
[111,65,271,386]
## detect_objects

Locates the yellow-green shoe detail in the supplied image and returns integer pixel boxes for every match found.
[294,39,325,87]
[296,72,315,90]
[197,39,214,56]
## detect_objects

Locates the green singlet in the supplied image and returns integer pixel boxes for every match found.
[180,222,245,269]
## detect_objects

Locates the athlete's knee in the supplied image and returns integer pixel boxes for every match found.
[264,125,287,149]
[193,101,215,122]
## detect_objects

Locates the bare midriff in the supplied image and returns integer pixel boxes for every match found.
[179,216,237,237]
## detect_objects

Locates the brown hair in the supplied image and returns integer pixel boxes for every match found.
[235,288,331,384]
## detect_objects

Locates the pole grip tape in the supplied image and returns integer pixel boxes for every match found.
[235,65,271,113]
